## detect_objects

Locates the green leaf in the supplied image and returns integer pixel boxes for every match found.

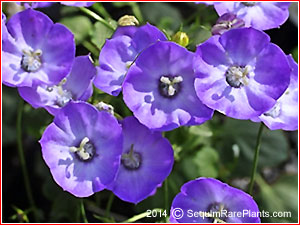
[256,175,298,222]
[188,24,212,50]
[90,21,114,50]
[140,3,182,30]
[60,16,92,44]
[181,146,219,179]
[216,118,289,176]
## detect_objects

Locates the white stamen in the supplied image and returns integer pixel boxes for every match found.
[159,75,183,97]
[168,85,176,96]
[172,76,183,83]
[69,137,93,161]
[160,76,171,84]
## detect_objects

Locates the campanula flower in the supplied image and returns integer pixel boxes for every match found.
[214,2,291,30]
[252,55,298,131]
[194,28,290,120]
[18,55,96,115]
[123,41,213,131]
[170,178,260,223]
[40,102,122,197]
[211,13,245,35]
[94,23,167,96]
[108,116,174,203]
[2,9,75,88]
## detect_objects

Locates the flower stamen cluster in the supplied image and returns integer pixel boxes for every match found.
[70,137,95,161]
[225,65,250,88]
[21,49,43,72]
[159,75,183,97]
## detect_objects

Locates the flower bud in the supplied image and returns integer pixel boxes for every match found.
[118,15,139,26]
[171,31,189,47]
[211,13,245,35]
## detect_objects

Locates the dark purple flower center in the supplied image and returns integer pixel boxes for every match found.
[242,2,257,7]
[21,49,42,72]
[159,75,183,98]
[207,202,227,223]
[263,102,281,118]
[121,144,142,170]
[225,66,250,88]
[70,137,96,161]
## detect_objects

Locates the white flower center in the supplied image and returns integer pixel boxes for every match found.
[21,49,42,72]
[46,79,72,107]
[225,66,250,88]
[69,137,95,161]
[159,75,183,98]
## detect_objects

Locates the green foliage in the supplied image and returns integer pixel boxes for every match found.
[214,118,289,177]
[90,21,114,50]
[257,174,298,223]
[60,16,92,44]
[140,3,182,31]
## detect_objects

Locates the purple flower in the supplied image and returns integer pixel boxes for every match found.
[252,55,298,131]
[170,178,260,223]
[195,2,214,6]
[214,2,291,30]
[123,41,213,131]
[2,9,75,88]
[194,28,290,120]
[211,13,245,35]
[16,2,95,8]
[18,55,96,115]
[94,23,167,96]
[112,26,138,39]
[61,2,95,7]
[40,102,123,197]
[108,116,174,203]
[16,2,54,9]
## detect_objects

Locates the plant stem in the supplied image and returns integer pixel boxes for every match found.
[82,40,100,57]
[16,100,38,221]
[105,193,115,218]
[79,7,115,31]
[164,179,169,222]
[130,2,143,23]
[248,123,264,195]
[92,3,111,19]
[80,199,88,223]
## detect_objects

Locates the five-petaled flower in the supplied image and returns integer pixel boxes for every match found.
[108,116,174,203]
[194,27,290,120]
[40,102,123,197]
[170,178,261,223]
[2,9,75,88]
[123,41,214,131]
